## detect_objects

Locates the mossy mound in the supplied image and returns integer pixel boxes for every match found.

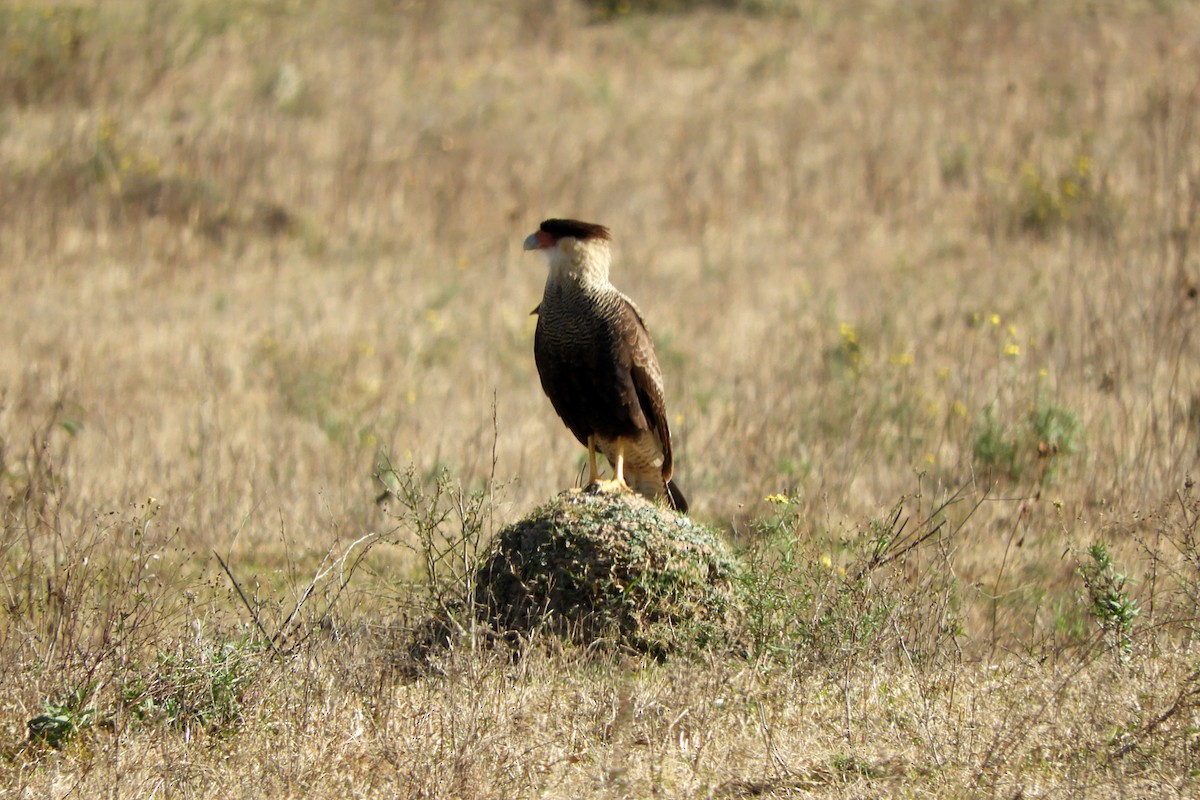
[473,490,745,659]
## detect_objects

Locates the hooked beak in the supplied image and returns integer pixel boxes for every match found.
[523,230,553,251]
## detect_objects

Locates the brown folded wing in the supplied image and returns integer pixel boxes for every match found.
[620,296,674,482]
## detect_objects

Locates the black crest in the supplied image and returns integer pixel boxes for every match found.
[539,219,612,242]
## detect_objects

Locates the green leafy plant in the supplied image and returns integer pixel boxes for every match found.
[121,639,258,735]
[27,681,100,747]
[972,397,1080,484]
[973,401,1022,480]
[1077,543,1139,656]
[1028,401,1081,483]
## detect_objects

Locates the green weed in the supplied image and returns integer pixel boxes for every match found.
[973,400,1022,480]
[1077,542,1139,656]
[973,396,1080,485]
[121,639,258,735]
[27,681,101,748]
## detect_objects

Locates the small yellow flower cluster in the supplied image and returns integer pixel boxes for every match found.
[972,310,1026,359]
[818,554,846,576]
[837,322,861,366]
[1002,317,1021,358]
[764,494,790,505]
[1015,154,1104,233]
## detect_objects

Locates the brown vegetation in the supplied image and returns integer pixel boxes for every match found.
[3,0,1200,796]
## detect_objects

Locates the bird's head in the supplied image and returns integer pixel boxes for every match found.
[524,218,612,286]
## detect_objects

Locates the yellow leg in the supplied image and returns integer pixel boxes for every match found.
[584,439,632,496]
[611,441,627,488]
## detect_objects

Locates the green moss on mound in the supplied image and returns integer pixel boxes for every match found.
[473,490,745,659]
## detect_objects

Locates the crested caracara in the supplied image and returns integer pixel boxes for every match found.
[524,218,688,513]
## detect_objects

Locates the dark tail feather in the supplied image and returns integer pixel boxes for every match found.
[666,479,688,514]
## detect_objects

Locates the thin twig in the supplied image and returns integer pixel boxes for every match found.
[275,531,386,647]
[212,548,283,659]
[853,483,977,581]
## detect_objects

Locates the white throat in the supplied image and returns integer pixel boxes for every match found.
[542,239,612,293]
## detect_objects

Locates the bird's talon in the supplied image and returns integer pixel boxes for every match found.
[585,479,632,496]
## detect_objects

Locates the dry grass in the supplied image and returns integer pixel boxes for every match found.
[3,0,1200,796]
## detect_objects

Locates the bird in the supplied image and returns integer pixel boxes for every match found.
[523,218,688,513]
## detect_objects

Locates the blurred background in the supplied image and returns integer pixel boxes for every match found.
[6,3,1200,794]
[2,0,1198,590]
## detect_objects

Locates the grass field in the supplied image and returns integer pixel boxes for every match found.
[3,0,1200,796]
